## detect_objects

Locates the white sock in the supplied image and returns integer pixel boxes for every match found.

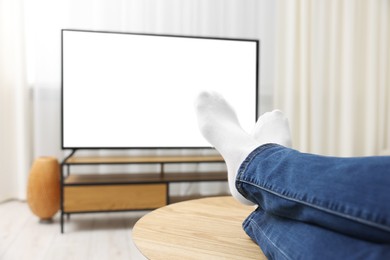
[195,92,292,206]
[195,91,259,205]
[251,110,292,148]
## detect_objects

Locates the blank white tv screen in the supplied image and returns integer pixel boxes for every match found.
[62,30,259,148]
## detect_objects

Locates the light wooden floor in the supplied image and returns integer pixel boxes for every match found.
[0,200,148,260]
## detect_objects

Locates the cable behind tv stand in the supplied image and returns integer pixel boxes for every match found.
[60,150,227,233]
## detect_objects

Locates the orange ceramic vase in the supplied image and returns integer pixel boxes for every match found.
[27,157,60,222]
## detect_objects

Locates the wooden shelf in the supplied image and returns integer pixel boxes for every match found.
[64,155,225,165]
[64,172,227,185]
[64,184,167,212]
[60,152,228,233]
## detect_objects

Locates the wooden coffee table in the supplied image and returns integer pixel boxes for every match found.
[133,196,266,259]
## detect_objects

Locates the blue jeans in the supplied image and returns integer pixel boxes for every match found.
[236,144,390,259]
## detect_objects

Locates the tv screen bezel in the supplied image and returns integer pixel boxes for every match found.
[61,29,259,150]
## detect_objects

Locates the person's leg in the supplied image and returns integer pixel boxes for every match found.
[244,207,390,260]
[236,144,390,243]
[195,91,390,243]
[195,91,291,205]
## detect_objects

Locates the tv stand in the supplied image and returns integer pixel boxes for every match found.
[60,150,227,233]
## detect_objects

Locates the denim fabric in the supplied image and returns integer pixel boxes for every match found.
[236,144,390,258]
[243,207,390,260]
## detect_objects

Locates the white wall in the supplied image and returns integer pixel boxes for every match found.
[25,0,276,158]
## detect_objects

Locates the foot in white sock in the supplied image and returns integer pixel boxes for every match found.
[195,91,259,205]
[251,110,292,148]
[195,92,292,206]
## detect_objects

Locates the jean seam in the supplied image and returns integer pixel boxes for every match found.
[247,218,292,260]
[236,144,280,199]
[240,180,390,233]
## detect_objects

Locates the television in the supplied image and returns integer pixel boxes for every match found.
[61,29,259,149]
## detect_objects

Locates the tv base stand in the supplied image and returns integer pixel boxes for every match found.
[60,150,226,233]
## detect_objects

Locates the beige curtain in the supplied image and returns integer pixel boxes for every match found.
[274,0,390,156]
[0,0,31,201]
